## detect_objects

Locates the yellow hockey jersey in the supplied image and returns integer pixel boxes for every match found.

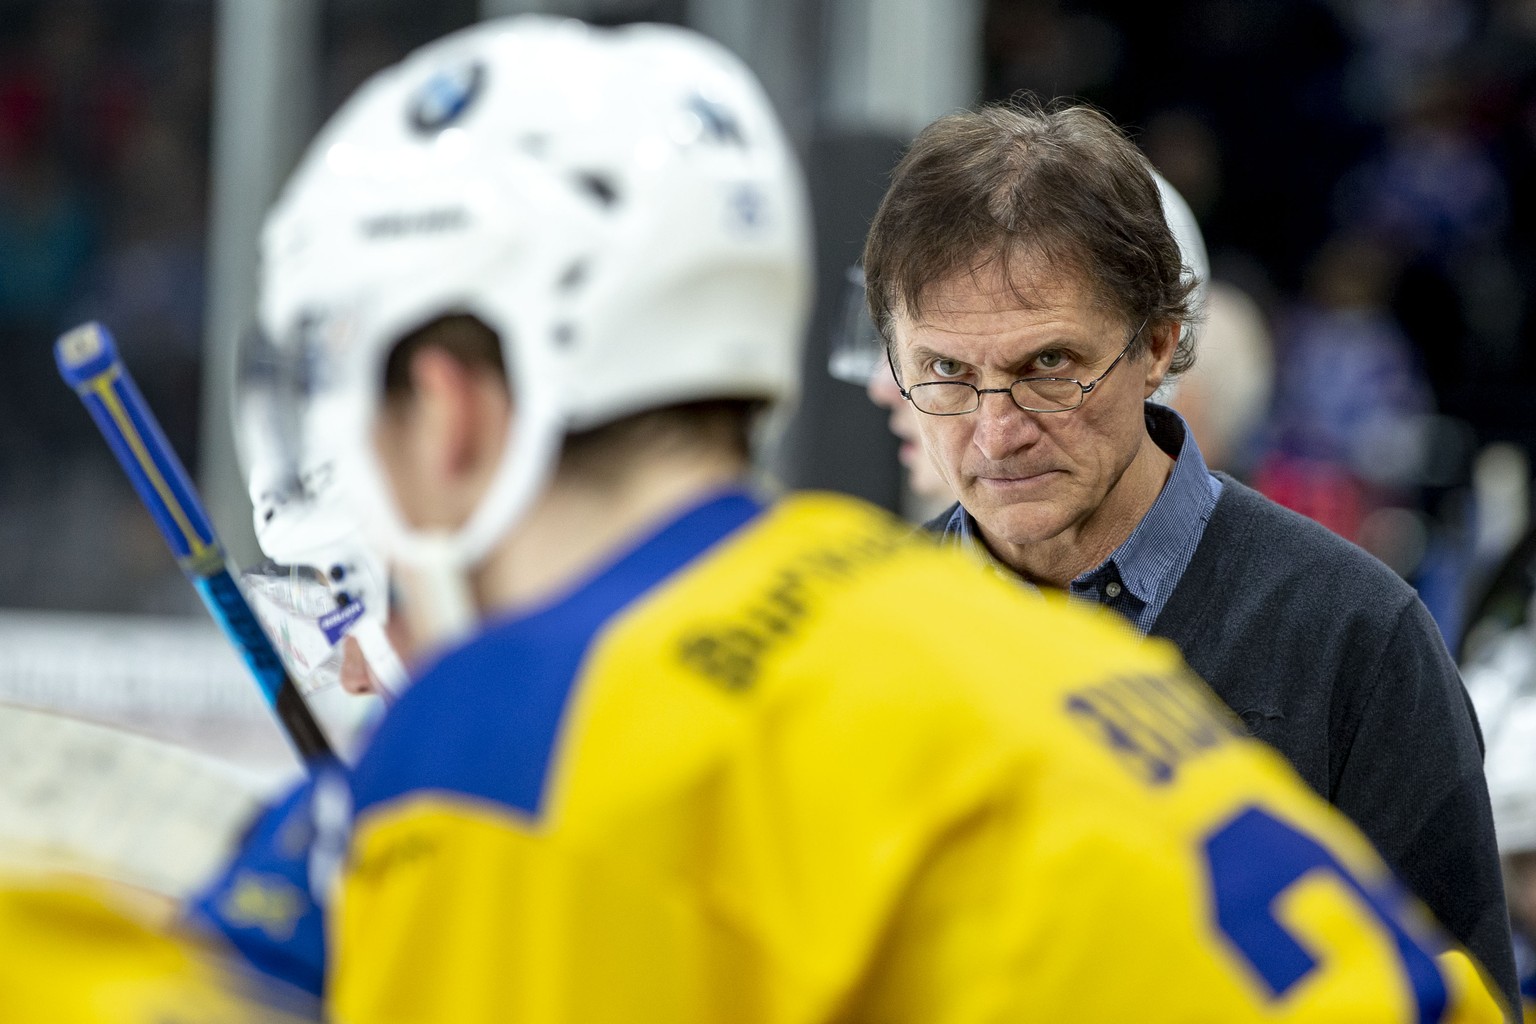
[188,489,1505,1022]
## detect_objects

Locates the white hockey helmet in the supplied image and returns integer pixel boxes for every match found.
[252,16,812,579]
[1465,624,1536,856]
[1154,169,1209,324]
[1147,169,1208,402]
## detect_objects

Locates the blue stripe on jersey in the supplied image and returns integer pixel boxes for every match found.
[350,488,767,820]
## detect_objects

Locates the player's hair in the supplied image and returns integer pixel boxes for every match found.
[382,314,758,471]
[382,313,506,400]
[862,97,1197,375]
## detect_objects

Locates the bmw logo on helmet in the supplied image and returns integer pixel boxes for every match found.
[408,61,486,134]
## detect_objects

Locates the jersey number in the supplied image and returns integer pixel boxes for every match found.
[1204,806,1447,1023]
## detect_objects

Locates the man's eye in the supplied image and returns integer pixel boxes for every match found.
[932,358,965,378]
[1033,350,1067,373]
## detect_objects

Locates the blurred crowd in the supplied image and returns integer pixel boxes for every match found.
[0,1,210,612]
[0,0,466,613]
[986,0,1536,644]
[1,0,1534,647]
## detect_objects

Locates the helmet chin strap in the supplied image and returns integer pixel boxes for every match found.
[350,618,409,701]
[390,534,480,658]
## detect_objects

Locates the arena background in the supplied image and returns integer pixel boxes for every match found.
[0,0,1533,779]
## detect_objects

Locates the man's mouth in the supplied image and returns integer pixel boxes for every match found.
[975,468,1060,490]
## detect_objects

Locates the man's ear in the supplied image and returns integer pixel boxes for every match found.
[1142,321,1181,397]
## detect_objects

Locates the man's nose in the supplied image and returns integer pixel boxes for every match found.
[971,389,1041,461]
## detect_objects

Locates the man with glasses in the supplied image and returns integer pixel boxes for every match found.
[863,98,1520,1011]
[830,173,1209,525]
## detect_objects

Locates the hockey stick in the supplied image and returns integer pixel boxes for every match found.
[55,322,334,768]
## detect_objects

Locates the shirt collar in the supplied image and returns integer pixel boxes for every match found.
[937,404,1221,631]
[1077,403,1219,605]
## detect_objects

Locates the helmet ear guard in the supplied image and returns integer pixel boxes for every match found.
[252,17,812,608]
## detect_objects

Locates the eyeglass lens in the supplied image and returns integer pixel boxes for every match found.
[907,378,1084,414]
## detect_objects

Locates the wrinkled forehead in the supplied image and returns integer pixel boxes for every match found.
[896,248,1127,336]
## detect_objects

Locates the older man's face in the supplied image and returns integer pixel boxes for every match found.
[889,261,1175,575]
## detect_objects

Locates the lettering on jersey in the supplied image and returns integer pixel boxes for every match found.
[678,527,916,691]
[348,832,439,884]
[1204,805,1450,1016]
[1065,673,1241,786]
[216,871,308,942]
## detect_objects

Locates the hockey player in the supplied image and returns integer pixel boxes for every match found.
[0,16,1508,1022]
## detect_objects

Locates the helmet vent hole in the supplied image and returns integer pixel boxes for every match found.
[553,323,576,348]
[573,172,619,208]
[558,260,589,292]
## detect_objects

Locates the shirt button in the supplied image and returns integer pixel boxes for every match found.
[1104,582,1123,599]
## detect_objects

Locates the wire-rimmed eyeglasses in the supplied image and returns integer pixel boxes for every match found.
[892,317,1149,416]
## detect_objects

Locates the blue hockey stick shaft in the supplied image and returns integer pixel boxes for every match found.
[55,322,334,767]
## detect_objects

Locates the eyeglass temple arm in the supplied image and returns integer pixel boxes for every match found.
[884,346,915,401]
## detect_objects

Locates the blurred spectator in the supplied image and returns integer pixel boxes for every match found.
[1331,0,1478,122]
[0,27,101,470]
[76,114,208,469]
[0,120,94,330]
[1336,69,1508,259]
[1252,232,1435,567]
[0,132,95,459]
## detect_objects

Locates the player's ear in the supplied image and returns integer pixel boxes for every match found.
[407,346,468,475]
[423,343,513,500]
[371,344,509,530]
